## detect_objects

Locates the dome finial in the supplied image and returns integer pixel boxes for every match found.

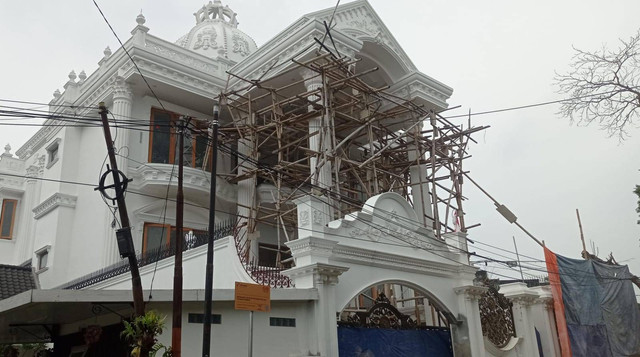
[136,12,146,26]
[193,1,238,27]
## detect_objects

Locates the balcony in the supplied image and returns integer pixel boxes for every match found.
[129,163,236,206]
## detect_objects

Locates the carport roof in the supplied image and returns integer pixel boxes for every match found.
[0,288,318,343]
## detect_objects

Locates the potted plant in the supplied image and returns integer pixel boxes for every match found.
[120,311,172,357]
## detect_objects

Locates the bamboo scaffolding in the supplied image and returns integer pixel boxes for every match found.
[219,54,486,266]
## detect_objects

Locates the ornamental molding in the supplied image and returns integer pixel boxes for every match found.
[286,237,338,256]
[130,58,221,97]
[0,179,24,194]
[33,193,77,219]
[228,22,361,92]
[508,295,539,307]
[282,262,349,286]
[332,242,475,278]
[454,285,489,301]
[130,163,237,203]
[144,37,221,74]
[388,72,453,110]
[232,33,251,57]
[112,77,132,101]
[310,1,417,72]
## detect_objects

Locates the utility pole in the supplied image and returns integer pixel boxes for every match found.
[202,100,220,357]
[576,209,587,258]
[172,117,187,357]
[97,103,145,317]
[512,236,525,282]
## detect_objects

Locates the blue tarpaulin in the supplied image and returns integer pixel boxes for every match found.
[337,326,453,357]
[545,248,640,356]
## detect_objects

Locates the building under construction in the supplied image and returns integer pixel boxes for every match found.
[219,52,487,268]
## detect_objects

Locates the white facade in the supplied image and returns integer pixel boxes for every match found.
[0,1,562,356]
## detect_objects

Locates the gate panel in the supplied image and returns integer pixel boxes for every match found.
[338,326,453,357]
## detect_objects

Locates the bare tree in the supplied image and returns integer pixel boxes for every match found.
[556,30,640,139]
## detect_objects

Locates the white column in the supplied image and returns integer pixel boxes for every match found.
[454,285,488,357]
[283,261,348,357]
[237,115,259,263]
[407,122,434,229]
[20,164,39,262]
[531,286,561,357]
[102,78,133,267]
[302,69,333,221]
[443,231,470,264]
[501,283,540,357]
[112,77,133,174]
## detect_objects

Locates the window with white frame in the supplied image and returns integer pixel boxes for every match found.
[46,138,61,169]
[0,199,17,239]
[35,245,51,272]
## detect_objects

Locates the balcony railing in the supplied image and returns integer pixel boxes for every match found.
[59,220,234,290]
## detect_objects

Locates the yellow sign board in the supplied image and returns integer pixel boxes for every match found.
[234,282,271,312]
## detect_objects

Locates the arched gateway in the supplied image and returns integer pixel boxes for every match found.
[338,282,455,356]
[283,192,488,356]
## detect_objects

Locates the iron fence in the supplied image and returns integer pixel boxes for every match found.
[59,220,234,290]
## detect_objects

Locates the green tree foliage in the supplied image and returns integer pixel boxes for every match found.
[121,310,172,357]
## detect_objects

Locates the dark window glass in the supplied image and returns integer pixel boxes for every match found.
[144,225,166,253]
[195,135,209,171]
[149,110,212,171]
[38,251,48,270]
[188,313,221,324]
[0,200,16,239]
[270,317,295,327]
[151,112,172,164]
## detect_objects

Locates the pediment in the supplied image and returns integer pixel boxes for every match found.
[228,0,416,88]
[304,0,416,73]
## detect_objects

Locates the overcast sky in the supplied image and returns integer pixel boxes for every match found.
[1,0,640,285]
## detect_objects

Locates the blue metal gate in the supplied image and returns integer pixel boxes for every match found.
[338,325,453,357]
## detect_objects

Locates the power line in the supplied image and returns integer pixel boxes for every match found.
[91,0,168,113]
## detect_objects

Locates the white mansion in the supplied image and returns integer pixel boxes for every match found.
[0,1,561,356]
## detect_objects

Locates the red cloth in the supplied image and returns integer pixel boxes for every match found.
[544,247,572,357]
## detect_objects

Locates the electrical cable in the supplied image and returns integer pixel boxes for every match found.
[91,0,168,113]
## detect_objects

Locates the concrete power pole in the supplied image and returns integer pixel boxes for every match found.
[97,103,145,317]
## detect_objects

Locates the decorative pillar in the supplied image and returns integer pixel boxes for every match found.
[26,155,45,262]
[302,69,333,221]
[454,285,488,357]
[112,77,133,174]
[237,114,259,263]
[19,162,39,262]
[407,121,434,229]
[501,283,540,357]
[443,231,470,264]
[284,261,348,357]
[531,286,561,357]
[101,77,133,267]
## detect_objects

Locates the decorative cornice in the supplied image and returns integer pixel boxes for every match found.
[112,77,132,101]
[454,285,489,301]
[332,244,475,278]
[145,37,221,75]
[282,262,349,286]
[309,0,416,71]
[286,236,338,258]
[33,193,77,219]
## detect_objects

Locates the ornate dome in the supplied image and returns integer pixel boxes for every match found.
[176,1,257,63]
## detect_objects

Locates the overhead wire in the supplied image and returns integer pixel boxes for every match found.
[1,168,632,286]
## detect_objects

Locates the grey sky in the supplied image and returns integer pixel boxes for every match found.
[1,0,639,283]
